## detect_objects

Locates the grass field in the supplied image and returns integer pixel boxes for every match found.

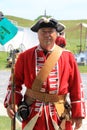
[0,51,8,70]
[0,116,11,130]
[0,116,21,130]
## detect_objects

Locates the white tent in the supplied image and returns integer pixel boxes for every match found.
[0,27,39,52]
[81,23,87,28]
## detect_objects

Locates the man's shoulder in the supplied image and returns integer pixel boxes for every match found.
[18,46,37,60]
[62,49,76,61]
[23,46,37,54]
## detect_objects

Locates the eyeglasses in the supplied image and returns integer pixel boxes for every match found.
[40,28,56,35]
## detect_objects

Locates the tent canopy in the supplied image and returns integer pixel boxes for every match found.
[0,26,39,52]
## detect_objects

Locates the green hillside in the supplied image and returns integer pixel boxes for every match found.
[5,15,87,53]
[5,15,34,27]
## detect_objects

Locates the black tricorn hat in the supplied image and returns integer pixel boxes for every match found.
[31,17,66,33]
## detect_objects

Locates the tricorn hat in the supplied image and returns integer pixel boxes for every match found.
[31,17,66,33]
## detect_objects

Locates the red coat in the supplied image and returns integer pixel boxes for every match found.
[4,45,86,130]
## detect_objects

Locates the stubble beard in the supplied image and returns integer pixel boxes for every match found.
[44,37,52,45]
[44,41,51,45]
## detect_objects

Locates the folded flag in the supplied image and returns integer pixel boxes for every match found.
[0,12,18,45]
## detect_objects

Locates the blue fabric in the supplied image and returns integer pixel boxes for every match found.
[0,18,18,45]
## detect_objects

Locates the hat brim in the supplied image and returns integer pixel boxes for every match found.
[31,18,65,33]
[57,22,66,32]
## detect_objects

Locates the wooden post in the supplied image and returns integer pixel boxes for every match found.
[80,23,82,52]
[11,50,16,130]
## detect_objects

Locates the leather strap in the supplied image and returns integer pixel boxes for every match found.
[32,45,63,91]
[25,89,66,104]
[25,45,64,104]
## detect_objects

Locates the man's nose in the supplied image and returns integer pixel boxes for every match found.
[45,32,51,36]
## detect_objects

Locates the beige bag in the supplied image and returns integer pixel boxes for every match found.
[54,99,65,117]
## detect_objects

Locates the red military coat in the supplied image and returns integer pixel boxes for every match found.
[4,45,86,130]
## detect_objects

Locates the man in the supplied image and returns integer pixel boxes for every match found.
[4,17,86,130]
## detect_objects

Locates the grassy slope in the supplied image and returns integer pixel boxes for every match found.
[5,15,87,53]
[0,116,11,130]
[0,116,21,130]
[0,51,7,70]
[6,15,34,27]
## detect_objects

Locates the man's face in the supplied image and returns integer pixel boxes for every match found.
[38,27,57,49]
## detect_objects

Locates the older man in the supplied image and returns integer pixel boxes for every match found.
[4,17,86,130]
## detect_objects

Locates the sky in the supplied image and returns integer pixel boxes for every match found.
[0,0,87,20]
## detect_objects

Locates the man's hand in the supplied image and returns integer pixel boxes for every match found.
[72,118,83,130]
[7,105,18,119]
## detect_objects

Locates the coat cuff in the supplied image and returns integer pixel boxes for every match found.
[4,90,23,108]
[71,101,86,118]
